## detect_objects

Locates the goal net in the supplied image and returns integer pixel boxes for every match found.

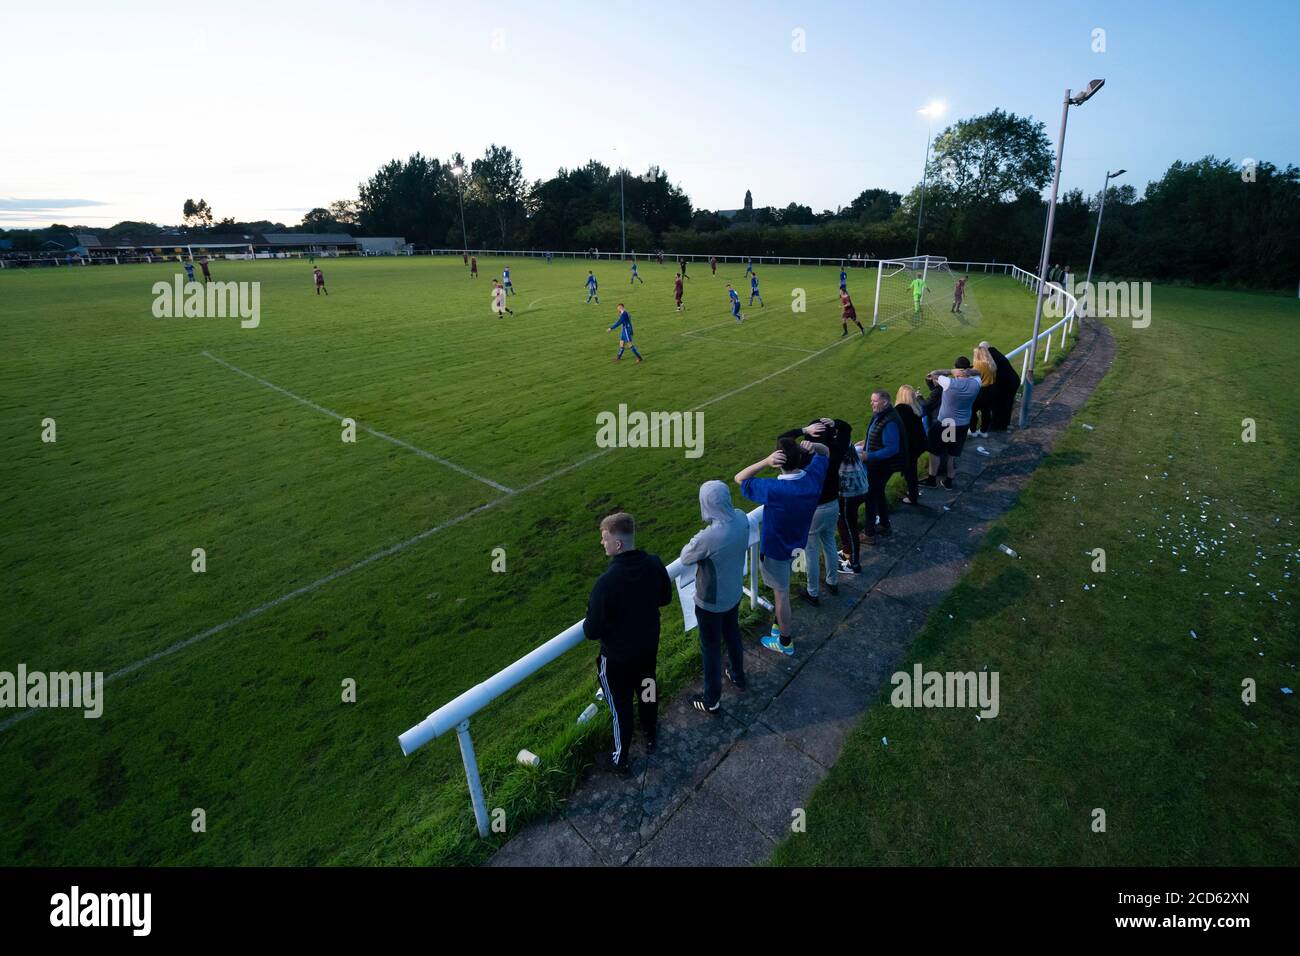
[871,255,981,335]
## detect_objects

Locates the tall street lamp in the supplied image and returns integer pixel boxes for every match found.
[914,100,945,258]
[1082,168,1126,317]
[451,164,469,255]
[612,145,627,259]
[1019,78,1105,428]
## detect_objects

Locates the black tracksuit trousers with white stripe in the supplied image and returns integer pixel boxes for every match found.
[597,652,658,768]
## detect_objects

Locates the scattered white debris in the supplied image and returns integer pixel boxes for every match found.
[1190,630,1198,640]
[1081,423,1095,431]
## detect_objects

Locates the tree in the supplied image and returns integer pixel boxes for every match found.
[300,208,341,231]
[470,144,527,246]
[927,109,1053,207]
[847,189,901,223]
[328,200,360,227]
[777,203,815,226]
[357,153,455,245]
[182,199,213,228]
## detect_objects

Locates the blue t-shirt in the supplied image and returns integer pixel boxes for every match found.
[586,275,597,289]
[840,271,847,285]
[610,312,633,337]
[729,288,739,303]
[750,277,759,290]
[741,455,828,561]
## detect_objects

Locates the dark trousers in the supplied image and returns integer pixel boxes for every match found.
[597,652,657,767]
[838,494,866,565]
[697,603,744,707]
[865,462,899,532]
[904,453,921,500]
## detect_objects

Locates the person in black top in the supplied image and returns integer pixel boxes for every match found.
[584,512,672,775]
[980,340,1021,431]
[894,385,928,506]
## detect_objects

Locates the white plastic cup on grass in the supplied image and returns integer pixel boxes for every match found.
[578,703,598,724]
[517,749,541,767]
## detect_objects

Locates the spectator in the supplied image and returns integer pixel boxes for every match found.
[970,345,998,437]
[856,389,910,544]
[736,435,829,656]
[778,418,849,607]
[679,480,750,715]
[980,340,1021,431]
[894,385,928,505]
[584,512,672,776]
[835,421,868,574]
[921,358,982,490]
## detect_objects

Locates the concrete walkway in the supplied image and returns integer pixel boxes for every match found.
[489,318,1117,867]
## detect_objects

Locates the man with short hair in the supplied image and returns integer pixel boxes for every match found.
[952,276,967,313]
[736,435,829,656]
[921,357,982,489]
[727,284,745,323]
[857,390,910,545]
[674,272,684,312]
[584,512,671,775]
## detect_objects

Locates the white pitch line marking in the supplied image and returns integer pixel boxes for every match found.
[202,351,515,494]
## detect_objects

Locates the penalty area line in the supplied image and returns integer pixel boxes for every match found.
[202,350,515,494]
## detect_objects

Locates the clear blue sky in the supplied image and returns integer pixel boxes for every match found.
[3,0,1296,228]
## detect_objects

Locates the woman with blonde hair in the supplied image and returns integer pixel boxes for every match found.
[894,384,928,505]
[970,346,997,437]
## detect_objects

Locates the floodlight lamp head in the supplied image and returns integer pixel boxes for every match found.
[1109,168,1127,179]
[1071,78,1105,105]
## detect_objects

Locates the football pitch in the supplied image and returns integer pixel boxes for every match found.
[1,255,1048,864]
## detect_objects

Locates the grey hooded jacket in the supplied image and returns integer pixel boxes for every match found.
[679,480,750,613]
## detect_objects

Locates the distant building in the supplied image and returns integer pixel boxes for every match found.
[356,237,409,255]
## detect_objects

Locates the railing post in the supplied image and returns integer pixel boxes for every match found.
[456,719,491,838]
[748,537,759,610]
[1043,330,1052,365]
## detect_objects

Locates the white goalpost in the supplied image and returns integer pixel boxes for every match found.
[873,254,946,325]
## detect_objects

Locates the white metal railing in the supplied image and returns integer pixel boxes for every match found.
[398,506,770,838]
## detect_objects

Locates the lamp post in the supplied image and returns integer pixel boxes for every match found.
[1019,79,1105,429]
[611,145,627,260]
[451,164,469,255]
[914,100,945,258]
[1082,168,1126,317]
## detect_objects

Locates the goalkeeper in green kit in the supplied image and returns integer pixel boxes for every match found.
[910,275,926,313]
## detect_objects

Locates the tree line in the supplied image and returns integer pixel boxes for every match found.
[4,110,1296,290]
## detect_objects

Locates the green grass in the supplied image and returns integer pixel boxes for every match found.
[0,254,1061,865]
[771,286,1300,866]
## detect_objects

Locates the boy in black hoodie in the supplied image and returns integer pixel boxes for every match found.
[584,512,673,775]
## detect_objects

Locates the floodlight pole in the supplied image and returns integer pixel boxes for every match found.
[1083,168,1124,318]
[453,168,469,255]
[1019,83,1102,428]
[620,167,626,259]
[914,121,933,258]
